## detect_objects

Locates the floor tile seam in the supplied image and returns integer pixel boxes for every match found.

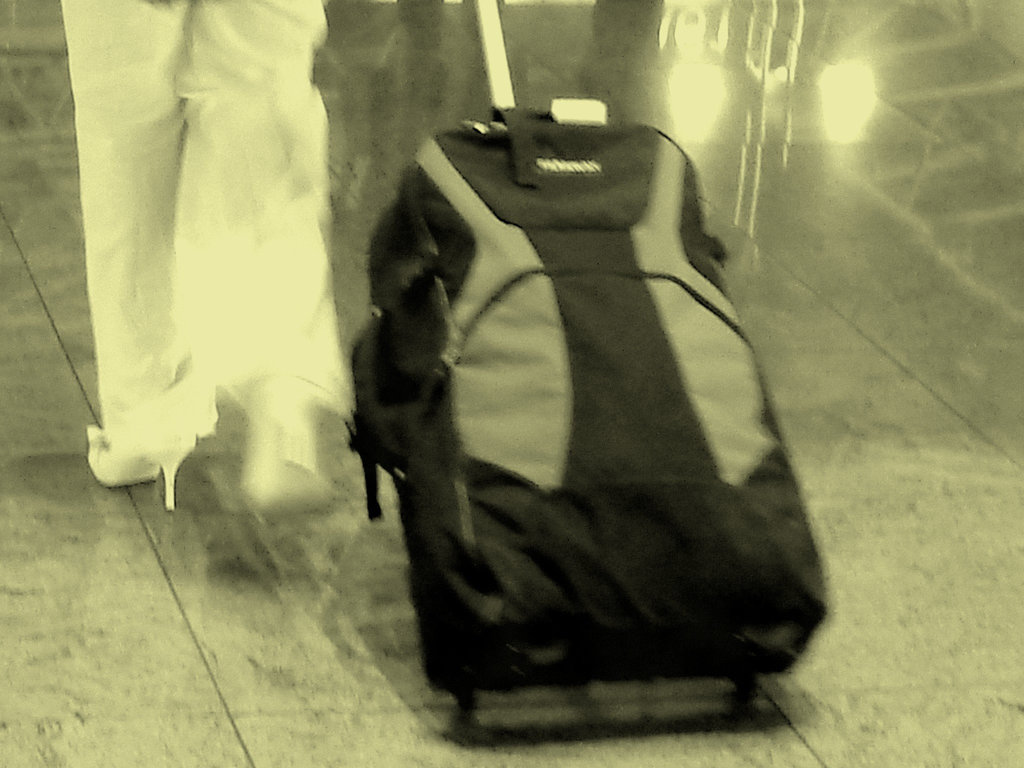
[0,201,99,425]
[0,706,237,727]
[790,680,1024,700]
[120,492,261,768]
[761,696,832,768]
[227,701,419,721]
[838,161,1024,329]
[763,256,1023,471]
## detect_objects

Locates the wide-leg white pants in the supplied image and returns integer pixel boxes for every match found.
[60,0,346,435]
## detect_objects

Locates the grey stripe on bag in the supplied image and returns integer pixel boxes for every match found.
[418,140,573,490]
[632,140,776,485]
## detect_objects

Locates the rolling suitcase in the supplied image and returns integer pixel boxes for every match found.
[350,0,828,715]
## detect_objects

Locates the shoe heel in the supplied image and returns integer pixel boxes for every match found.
[157,437,196,512]
[161,459,180,512]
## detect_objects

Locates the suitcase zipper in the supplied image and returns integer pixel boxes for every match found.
[456,267,749,349]
[433,276,477,550]
[446,266,748,552]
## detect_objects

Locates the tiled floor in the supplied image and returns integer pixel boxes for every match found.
[2,1,1023,766]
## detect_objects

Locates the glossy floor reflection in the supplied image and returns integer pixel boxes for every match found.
[2,1,1023,766]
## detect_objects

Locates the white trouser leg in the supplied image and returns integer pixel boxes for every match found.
[60,0,215,434]
[176,0,347,412]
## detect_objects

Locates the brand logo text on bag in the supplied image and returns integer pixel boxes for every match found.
[535,157,603,175]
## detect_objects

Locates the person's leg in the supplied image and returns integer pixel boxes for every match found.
[177,0,347,510]
[61,0,213,505]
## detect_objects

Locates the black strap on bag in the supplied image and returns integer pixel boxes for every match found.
[475,0,545,189]
[348,418,383,521]
[352,276,464,522]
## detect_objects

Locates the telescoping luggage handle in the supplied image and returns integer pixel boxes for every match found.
[476,0,516,112]
[474,0,608,125]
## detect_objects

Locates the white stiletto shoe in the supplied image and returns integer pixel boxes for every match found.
[241,378,333,518]
[87,426,199,511]
[86,378,217,511]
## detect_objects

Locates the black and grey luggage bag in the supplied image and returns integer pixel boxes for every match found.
[350,0,827,714]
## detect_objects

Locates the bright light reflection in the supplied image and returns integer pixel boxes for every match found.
[673,9,706,52]
[667,61,727,142]
[819,61,877,143]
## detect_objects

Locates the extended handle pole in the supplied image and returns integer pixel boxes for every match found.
[475,0,516,111]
